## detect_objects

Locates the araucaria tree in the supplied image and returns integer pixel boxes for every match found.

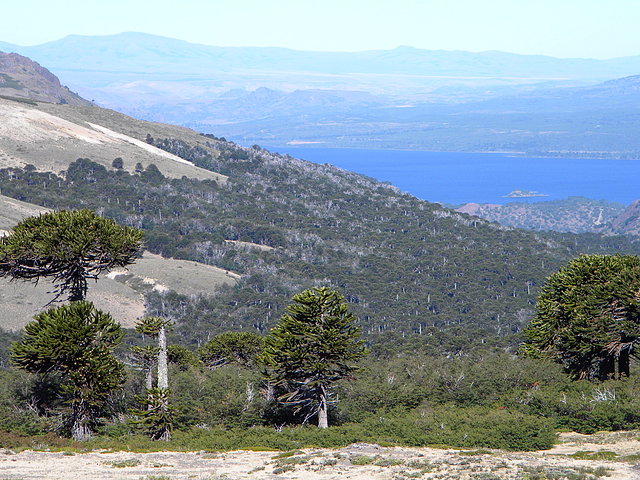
[132,316,174,441]
[522,254,640,380]
[11,301,126,441]
[262,287,367,428]
[0,209,143,302]
[199,331,264,369]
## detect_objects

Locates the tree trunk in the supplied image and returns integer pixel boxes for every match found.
[68,276,87,302]
[145,363,154,390]
[618,349,630,378]
[598,355,616,380]
[145,361,154,411]
[156,326,171,440]
[71,402,93,441]
[317,389,328,429]
[157,326,168,390]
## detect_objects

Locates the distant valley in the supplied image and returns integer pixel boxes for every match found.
[3,32,640,154]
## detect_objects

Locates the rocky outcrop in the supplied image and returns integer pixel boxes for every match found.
[456,197,626,234]
[609,200,640,236]
[0,52,91,106]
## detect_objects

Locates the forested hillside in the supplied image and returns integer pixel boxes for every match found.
[1,131,638,349]
[456,197,626,234]
[2,63,640,452]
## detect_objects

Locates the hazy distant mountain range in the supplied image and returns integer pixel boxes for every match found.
[4,32,640,79]
[2,32,640,153]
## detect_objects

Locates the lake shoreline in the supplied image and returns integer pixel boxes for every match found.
[268,146,639,205]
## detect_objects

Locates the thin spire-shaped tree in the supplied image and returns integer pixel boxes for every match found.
[133,316,173,440]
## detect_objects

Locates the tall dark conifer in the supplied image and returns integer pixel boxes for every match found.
[522,254,640,380]
[262,287,367,428]
[11,301,125,441]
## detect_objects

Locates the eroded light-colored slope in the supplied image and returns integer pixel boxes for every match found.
[87,122,196,165]
[0,97,227,182]
[108,251,239,299]
[0,194,49,235]
[0,276,146,330]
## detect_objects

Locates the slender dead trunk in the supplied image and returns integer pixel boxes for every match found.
[144,360,154,411]
[317,387,328,429]
[157,326,168,390]
[156,325,171,441]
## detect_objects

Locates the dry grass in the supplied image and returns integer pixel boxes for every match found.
[0,251,239,330]
[0,97,226,182]
[0,194,49,234]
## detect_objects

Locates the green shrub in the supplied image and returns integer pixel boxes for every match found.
[350,455,375,465]
[570,450,618,461]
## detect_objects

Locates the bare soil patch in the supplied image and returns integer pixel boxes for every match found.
[1,433,638,479]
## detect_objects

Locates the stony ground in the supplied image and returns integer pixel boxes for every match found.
[1,432,639,479]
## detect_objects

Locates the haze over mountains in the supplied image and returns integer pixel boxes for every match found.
[1,44,639,237]
[2,32,640,153]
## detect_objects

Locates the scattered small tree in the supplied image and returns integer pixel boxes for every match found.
[167,345,200,370]
[130,345,158,391]
[522,254,640,380]
[11,301,125,441]
[131,387,175,441]
[112,157,124,169]
[0,209,143,302]
[142,163,164,183]
[262,287,367,428]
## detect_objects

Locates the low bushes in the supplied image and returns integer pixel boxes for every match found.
[0,405,555,452]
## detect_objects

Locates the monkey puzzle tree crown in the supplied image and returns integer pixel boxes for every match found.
[262,286,367,428]
[522,254,640,380]
[0,209,143,302]
[10,301,126,441]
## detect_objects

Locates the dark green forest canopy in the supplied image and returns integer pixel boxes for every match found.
[0,140,639,348]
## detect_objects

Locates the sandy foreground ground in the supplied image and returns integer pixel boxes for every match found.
[1,433,639,480]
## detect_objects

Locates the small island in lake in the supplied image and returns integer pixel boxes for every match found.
[504,189,549,198]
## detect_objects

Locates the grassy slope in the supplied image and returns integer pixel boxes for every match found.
[0,97,226,182]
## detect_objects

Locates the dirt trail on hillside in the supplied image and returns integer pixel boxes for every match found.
[1,432,639,480]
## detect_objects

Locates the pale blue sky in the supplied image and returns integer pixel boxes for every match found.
[2,0,639,59]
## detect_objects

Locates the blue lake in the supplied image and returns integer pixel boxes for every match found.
[273,147,640,205]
